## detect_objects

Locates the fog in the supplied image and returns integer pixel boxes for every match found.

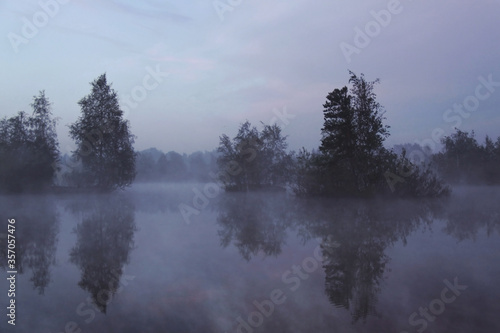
[1,184,499,332]
[1,1,500,331]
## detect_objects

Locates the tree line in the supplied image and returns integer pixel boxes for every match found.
[434,129,500,185]
[134,148,218,182]
[0,74,135,193]
[0,91,59,192]
[216,72,451,197]
[1,71,499,195]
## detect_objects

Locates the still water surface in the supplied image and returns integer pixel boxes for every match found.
[0,184,499,332]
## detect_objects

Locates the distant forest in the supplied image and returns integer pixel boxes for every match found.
[1,72,500,196]
[129,128,500,189]
[114,148,217,183]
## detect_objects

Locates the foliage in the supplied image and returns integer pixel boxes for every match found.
[216,121,293,191]
[0,91,59,192]
[315,72,391,195]
[434,129,500,184]
[296,72,448,198]
[388,149,451,198]
[69,74,136,190]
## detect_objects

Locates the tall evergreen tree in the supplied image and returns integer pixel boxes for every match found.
[69,74,136,190]
[319,72,389,194]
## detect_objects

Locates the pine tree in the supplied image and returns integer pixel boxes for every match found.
[319,72,389,194]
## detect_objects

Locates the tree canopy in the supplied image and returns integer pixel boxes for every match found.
[216,121,293,191]
[294,71,449,197]
[69,74,136,190]
[0,91,59,192]
[434,129,500,184]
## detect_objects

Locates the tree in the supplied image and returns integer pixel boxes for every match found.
[217,121,261,191]
[0,91,59,192]
[69,74,135,190]
[434,129,481,183]
[160,151,188,181]
[319,72,389,194]
[433,129,500,185]
[0,111,32,192]
[216,121,292,191]
[135,152,157,181]
[260,123,293,187]
[29,91,60,188]
[295,72,448,198]
[187,151,208,181]
[291,148,325,196]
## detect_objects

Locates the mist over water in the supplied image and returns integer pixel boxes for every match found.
[1,184,499,332]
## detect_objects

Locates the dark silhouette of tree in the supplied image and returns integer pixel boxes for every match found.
[217,121,261,191]
[0,91,59,192]
[69,74,136,191]
[318,72,389,195]
[434,129,500,184]
[217,121,292,191]
[294,72,448,198]
[69,194,136,313]
[260,123,294,187]
[291,148,326,196]
[29,91,60,187]
[482,135,500,183]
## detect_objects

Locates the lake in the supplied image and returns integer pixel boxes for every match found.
[1,184,499,332]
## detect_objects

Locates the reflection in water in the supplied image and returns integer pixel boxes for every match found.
[67,194,136,313]
[216,192,294,260]
[216,192,450,322]
[443,187,500,241]
[298,199,441,323]
[0,195,59,294]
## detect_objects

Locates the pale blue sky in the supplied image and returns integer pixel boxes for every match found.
[1,0,499,154]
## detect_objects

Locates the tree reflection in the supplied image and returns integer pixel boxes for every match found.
[216,192,446,323]
[68,194,136,313]
[0,195,59,294]
[216,192,294,260]
[443,188,500,240]
[298,199,441,323]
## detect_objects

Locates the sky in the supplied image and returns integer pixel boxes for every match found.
[1,0,499,155]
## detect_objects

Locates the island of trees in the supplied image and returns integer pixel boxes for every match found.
[1,71,500,196]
